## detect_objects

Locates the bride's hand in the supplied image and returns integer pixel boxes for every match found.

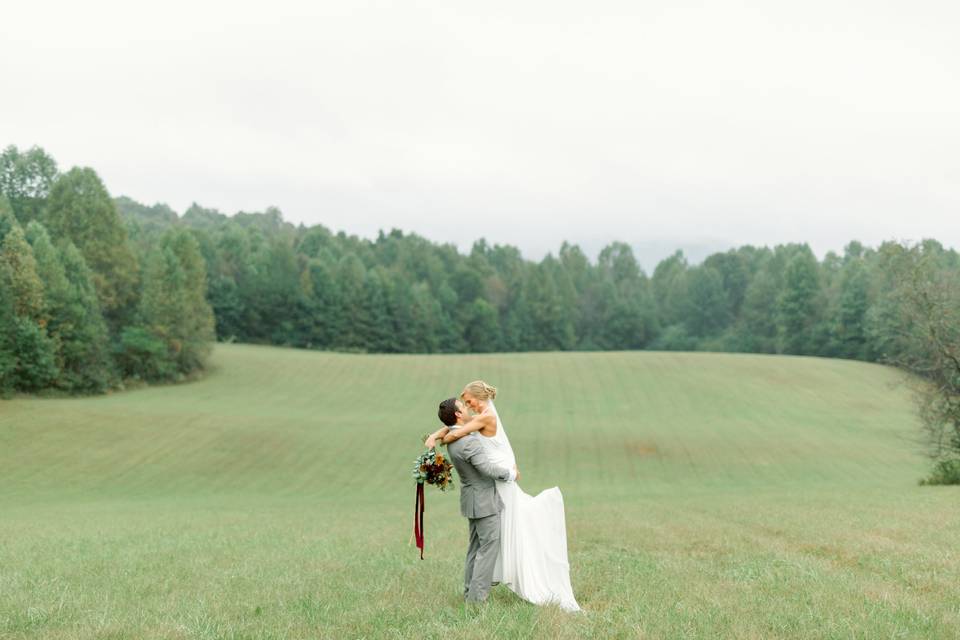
[514,464,520,482]
[425,435,437,448]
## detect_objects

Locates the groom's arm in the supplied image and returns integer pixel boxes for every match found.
[461,438,517,482]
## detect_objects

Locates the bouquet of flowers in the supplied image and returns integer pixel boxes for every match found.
[412,446,455,491]
[411,440,456,559]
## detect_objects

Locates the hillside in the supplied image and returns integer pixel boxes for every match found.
[1,345,956,639]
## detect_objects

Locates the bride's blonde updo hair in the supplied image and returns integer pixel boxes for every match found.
[462,380,497,402]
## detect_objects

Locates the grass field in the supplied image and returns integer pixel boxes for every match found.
[1,344,957,639]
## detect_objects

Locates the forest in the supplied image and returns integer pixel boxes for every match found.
[2,144,959,394]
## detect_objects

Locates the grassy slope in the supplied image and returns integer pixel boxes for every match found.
[0,344,956,639]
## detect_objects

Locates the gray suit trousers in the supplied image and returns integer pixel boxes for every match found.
[464,512,501,603]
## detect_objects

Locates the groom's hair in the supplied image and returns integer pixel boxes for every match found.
[438,398,459,426]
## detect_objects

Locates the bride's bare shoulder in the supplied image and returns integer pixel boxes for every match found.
[479,411,498,436]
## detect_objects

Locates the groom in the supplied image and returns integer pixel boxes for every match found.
[437,398,517,604]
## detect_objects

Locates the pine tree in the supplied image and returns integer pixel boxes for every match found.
[359,268,394,352]
[253,239,302,345]
[0,222,58,390]
[0,145,58,225]
[206,225,253,341]
[464,298,500,352]
[526,262,574,350]
[207,273,243,341]
[26,220,113,391]
[380,272,420,353]
[594,243,657,349]
[24,222,69,378]
[408,282,443,353]
[2,223,45,320]
[0,195,17,243]
[305,254,343,349]
[557,242,592,346]
[42,167,139,326]
[736,270,779,353]
[120,247,184,381]
[334,253,368,350]
[501,267,536,351]
[703,251,750,318]
[122,230,216,380]
[777,249,822,354]
[652,250,689,327]
[833,258,871,360]
[605,294,658,350]
[58,242,114,391]
[9,316,58,391]
[0,264,17,394]
[684,266,732,338]
[163,230,215,370]
[563,247,606,349]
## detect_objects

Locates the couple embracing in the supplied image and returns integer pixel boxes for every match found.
[425,380,580,612]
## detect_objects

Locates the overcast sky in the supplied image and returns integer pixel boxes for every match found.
[2,0,958,269]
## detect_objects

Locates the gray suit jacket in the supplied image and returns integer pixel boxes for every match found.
[447,434,513,519]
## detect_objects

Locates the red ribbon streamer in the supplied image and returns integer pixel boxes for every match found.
[414,482,425,559]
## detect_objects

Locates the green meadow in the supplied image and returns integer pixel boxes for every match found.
[1,344,957,639]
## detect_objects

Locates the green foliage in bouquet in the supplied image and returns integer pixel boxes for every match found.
[412,445,455,491]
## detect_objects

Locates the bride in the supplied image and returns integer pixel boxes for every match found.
[426,380,580,612]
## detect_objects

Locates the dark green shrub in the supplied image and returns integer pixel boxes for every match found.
[920,459,960,486]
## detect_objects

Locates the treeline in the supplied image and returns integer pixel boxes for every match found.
[4,144,960,396]
[120,197,957,364]
[0,146,214,395]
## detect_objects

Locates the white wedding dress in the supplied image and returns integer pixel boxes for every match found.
[479,402,580,612]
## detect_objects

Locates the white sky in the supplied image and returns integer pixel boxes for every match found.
[2,0,958,268]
